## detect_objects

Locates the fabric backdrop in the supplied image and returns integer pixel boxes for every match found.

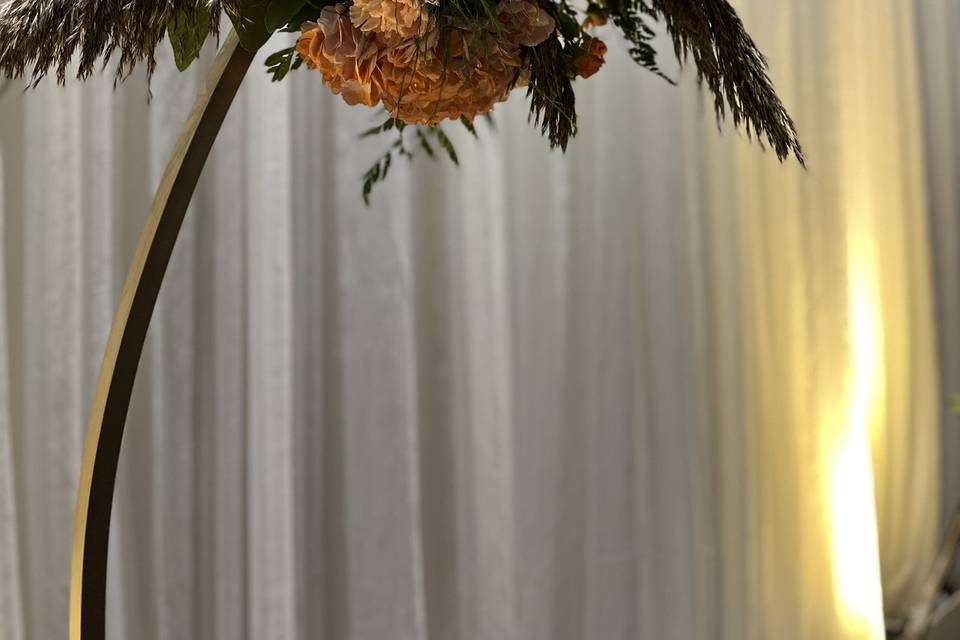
[0,1,949,638]
[916,0,960,537]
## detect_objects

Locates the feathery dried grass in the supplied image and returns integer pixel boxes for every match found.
[0,0,221,84]
[654,0,805,164]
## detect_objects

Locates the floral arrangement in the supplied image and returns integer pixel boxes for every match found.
[0,0,803,200]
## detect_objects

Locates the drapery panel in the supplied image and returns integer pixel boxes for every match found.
[0,1,945,638]
[916,0,960,538]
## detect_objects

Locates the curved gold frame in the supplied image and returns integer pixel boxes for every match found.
[69,32,255,640]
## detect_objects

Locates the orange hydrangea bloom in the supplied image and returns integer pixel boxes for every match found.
[380,28,522,124]
[298,0,556,123]
[349,0,431,42]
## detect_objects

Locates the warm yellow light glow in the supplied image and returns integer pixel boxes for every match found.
[827,234,886,639]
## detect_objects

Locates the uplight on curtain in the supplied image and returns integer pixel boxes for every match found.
[701,1,939,637]
[0,0,945,639]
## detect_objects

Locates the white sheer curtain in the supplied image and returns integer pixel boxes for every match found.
[0,1,947,638]
[917,0,960,533]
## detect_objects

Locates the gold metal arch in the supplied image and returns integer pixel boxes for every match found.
[69,32,254,640]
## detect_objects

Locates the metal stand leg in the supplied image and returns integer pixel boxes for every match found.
[69,32,254,640]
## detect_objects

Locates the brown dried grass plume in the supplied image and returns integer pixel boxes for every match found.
[0,0,222,84]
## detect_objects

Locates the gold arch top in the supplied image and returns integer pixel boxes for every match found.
[69,32,254,640]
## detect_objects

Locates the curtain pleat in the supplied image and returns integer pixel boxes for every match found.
[916,0,960,546]
[0,148,25,640]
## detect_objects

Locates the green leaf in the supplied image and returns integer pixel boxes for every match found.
[224,0,273,52]
[265,46,298,81]
[433,128,459,165]
[362,153,389,205]
[280,3,325,31]
[167,3,212,72]
[359,117,395,138]
[264,48,290,66]
[265,0,309,32]
[380,151,393,180]
[415,129,436,158]
[459,115,478,138]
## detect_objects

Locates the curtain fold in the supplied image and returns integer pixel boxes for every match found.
[0,148,25,640]
[916,0,960,543]
[0,1,948,638]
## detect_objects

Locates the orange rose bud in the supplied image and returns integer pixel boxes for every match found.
[575,37,607,78]
[581,10,608,29]
[587,37,608,57]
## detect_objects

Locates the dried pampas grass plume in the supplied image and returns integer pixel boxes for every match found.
[653,0,805,165]
[0,0,222,84]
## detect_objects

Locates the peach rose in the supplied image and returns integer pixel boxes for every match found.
[297,7,385,107]
[574,37,606,78]
[580,9,607,29]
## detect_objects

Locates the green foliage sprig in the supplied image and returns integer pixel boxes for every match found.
[359,116,471,204]
[265,46,303,81]
[525,34,577,152]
